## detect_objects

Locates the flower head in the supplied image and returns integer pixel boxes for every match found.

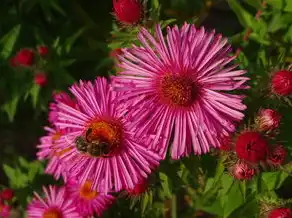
[231,162,256,180]
[66,179,115,217]
[37,127,72,181]
[235,131,268,163]
[112,24,249,159]
[113,0,143,25]
[27,186,80,218]
[271,70,292,96]
[53,77,161,193]
[267,145,287,165]
[37,45,49,57]
[48,91,77,126]
[34,72,47,87]
[268,207,292,218]
[0,189,14,201]
[15,48,34,66]
[257,109,281,132]
[0,203,11,218]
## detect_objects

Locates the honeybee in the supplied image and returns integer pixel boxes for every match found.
[75,128,111,157]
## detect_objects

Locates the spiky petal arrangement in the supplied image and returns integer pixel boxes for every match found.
[36,127,71,181]
[53,77,161,193]
[113,23,249,159]
[27,186,80,218]
[66,179,115,217]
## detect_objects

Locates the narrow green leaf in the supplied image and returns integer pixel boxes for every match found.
[152,0,159,9]
[141,192,149,214]
[65,27,87,53]
[30,84,40,108]
[261,172,288,191]
[159,172,172,198]
[3,164,16,187]
[243,0,262,8]
[2,94,20,122]
[227,0,254,28]
[267,0,284,9]
[0,25,21,59]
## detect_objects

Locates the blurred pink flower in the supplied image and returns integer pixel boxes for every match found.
[15,48,34,66]
[112,24,249,159]
[66,179,115,217]
[27,186,80,218]
[53,77,161,193]
[0,204,11,218]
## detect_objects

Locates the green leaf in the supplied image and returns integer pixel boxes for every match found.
[3,164,16,186]
[158,172,172,199]
[227,0,254,28]
[221,180,245,218]
[2,94,20,122]
[141,192,149,214]
[284,0,292,12]
[64,27,87,53]
[261,172,289,191]
[152,0,159,10]
[0,24,21,59]
[243,0,262,8]
[29,84,40,108]
[267,0,284,9]
[18,157,30,169]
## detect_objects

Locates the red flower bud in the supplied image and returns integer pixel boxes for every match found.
[113,0,143,25]
[271,70,292,96]
[127,180,148,196]
[15,48,34,66]
[268,207,292,218]
[235,131,268,163]
[267,145,287,165]
[34,72,47,87]
[37,45,49,57]
[257,109,281,131]
[231,162,255,180]
[0,189,14,201]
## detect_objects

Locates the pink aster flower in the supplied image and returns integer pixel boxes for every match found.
[37,127,72,181]
[53,77,161,193]
[48,91,77,126]
[112,23,249,159]
[27,185,80,218]
[66,179,115,217]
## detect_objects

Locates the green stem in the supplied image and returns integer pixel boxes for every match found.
[171,195,177,218]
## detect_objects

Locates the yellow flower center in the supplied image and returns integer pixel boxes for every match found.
[159,75,198,106]
[43,208,62,218]
[79,181,98,200]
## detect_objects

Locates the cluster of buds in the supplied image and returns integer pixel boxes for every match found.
[219,107,287,181]
[0,188,14,218]
[9,45,49,87]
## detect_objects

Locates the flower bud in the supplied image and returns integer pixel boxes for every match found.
[271,70,292,96]
[34,72,47,87]
[113,0,143,25]
[0,189,14,201]
[267,145,287,165]
[257,109,281,131]
[15,48,34,66]
[268,207,292,218]
[231,162,256,180]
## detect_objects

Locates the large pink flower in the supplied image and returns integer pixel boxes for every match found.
[48,91,77,126]
[112,23,249,159]
[36,127,71,181]
[27,186,80,218]
[53,77,161,193]
[66,179,115,217]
